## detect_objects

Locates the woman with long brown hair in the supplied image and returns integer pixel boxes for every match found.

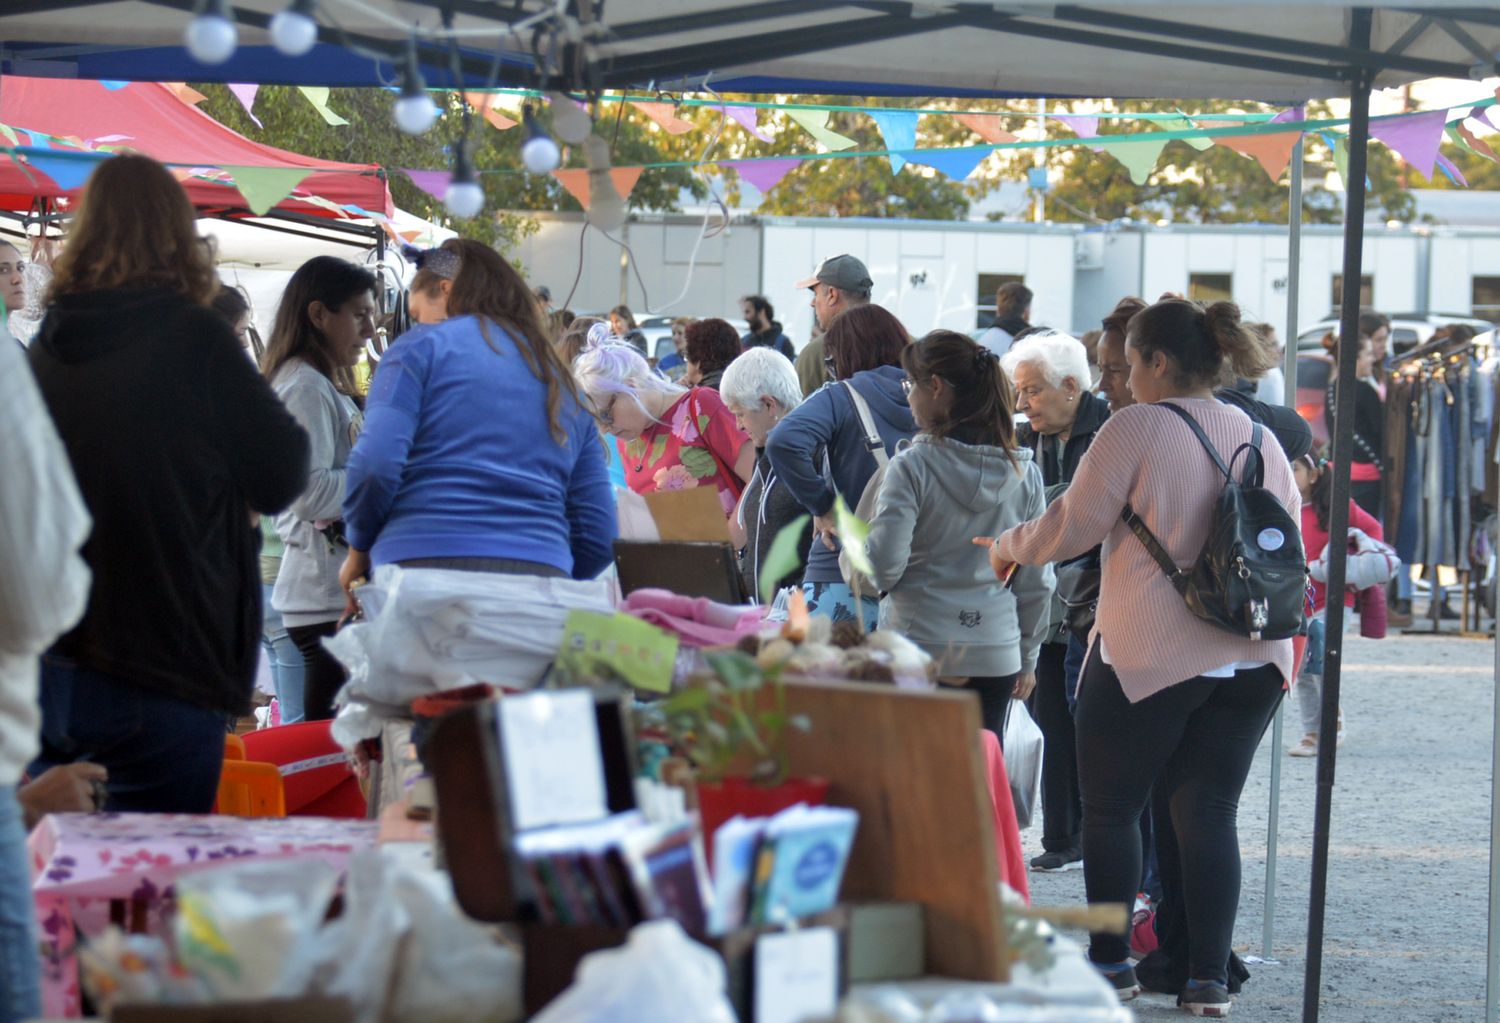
[861,330,1052,741]
[340,238,616,591]
[263,255,377,723]
[26,154,309,810]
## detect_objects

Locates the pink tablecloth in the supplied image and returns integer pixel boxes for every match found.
[980,730,1029,905]
[29,812,378,1017]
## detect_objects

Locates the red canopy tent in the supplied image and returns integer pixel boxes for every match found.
[0,77,391,218]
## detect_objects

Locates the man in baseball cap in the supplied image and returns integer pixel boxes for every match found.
[793,255,873,395]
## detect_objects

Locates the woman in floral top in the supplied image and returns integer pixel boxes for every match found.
[575,342,754,517]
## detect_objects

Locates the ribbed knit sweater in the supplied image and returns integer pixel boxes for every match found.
[994,397,1301,703]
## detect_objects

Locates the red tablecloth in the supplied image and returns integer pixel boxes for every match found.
[980,730,1029,904]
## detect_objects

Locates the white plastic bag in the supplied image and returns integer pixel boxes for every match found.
[1310,526,1400,591]
[326,564,615,745]
[1002,704,1044,830]
[530,920,736,1023]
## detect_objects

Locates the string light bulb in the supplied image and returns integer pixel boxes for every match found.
[584,134,627,233]
[520,104,561,174]
[445,148,485,220]
[547,91,593,145]
[269,0,318,56]
[392,40,437,135]
[184,0,238,65]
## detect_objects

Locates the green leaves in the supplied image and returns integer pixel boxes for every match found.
[758,514,810,604]
[704,650,762,691]
[833,494,873,576]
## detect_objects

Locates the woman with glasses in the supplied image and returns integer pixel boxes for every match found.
[341,240,616,598]
[765,304,915,629]
[574,341,753,518]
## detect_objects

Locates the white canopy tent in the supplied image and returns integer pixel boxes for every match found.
[3,4,1498,1022]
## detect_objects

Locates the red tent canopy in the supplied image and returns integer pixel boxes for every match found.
[0,77,391,218]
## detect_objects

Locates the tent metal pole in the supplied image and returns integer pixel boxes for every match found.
[1490,614,1500,1023]
[1262,132,1304,963]
[1302,11,1372,1019]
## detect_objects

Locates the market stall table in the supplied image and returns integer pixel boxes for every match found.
[29,813,379,1018]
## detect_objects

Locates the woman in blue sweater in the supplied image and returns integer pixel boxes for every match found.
[339,239,616,588]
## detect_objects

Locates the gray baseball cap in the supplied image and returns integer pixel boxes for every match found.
[795,254,873,291]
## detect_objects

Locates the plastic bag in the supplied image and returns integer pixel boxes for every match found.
[326,564,615,746]
[530,920,736,1023]
[1003,705,1044,830]
[173,859,339,1002]
[388,869,522,1023]
[1310,526,1399,591]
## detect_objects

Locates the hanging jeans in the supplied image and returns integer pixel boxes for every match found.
[0,787,39,1023]
[1074,650,1284,984]
[1028,642,1081,855]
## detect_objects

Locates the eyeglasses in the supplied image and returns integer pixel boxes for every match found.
[900,377,914,396]
[823,355,837,378]
[596,393,619,427]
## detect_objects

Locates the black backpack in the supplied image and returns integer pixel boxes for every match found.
[1121,403,1307,642]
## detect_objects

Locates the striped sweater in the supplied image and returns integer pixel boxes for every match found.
[994,397,1300,703]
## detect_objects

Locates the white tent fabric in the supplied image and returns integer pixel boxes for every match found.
[2,1,1499,101]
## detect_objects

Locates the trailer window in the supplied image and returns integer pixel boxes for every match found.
[1473,276,1500,325]
[1189,273,1233,303]
[976,273,1024,329]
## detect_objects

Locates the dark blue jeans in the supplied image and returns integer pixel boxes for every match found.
[32,659,229,814]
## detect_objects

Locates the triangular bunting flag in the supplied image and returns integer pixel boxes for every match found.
[724,158,801,195]
[0,124,17,147]
[552,169,590,208]
[163,82,207,106]
[1216,130,1301,182]
[401,168,451,201]
[903,146,992,182]
[1169,111,1214,151]
[1369,109,1446,177]
[297,86,348,127]
[1453,122,1500,164]
[631,101,695,135]
[1271,105,1307,124]
[1434,152,1468,187]
[1104,137,1168,185]
[1322,132,1351,188]
[100,81,130,91]
[1052,114,1099,140]
[229,83,262,129]
[954,113,1017,145]
[724,106,772,142]
[28,153,100,192]
[788,110,857,151]
[464,93,517,130]
[870,110,918,173]
[1475,107,1500,133]
[224,166,313,215]
[610,168,642,202]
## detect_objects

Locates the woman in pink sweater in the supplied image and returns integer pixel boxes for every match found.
[987,298,1299,1017]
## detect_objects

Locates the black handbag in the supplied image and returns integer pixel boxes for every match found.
[1054,551,1101,642]
[1122,403,1307,642]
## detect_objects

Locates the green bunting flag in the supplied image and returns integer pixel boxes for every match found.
[788,110,857,151]
[1106,137,1169,185]
[297,86,349,127]
[224,166,314,215]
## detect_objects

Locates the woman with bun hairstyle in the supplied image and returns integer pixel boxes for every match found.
[985,299,1299,1017]
[859,331,1053,739]
[1321,330,1384,520]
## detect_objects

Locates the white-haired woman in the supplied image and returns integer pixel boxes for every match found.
[1000,330,1112,874]
[574,343,753,517]
[720,347,813,598]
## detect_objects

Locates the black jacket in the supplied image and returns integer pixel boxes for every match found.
[742,323,796,361]
[1324,377,1384,469]
[1016,390,1111,487]
[30,288,310,714]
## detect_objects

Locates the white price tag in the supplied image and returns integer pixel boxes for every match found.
[497,690,608,832]
[754,927,839,1023]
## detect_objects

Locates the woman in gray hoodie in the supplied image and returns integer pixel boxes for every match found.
[862,331,1054,739]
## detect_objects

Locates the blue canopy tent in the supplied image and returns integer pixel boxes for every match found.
[4,3,1500,1020]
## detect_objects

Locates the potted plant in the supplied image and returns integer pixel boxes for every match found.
[661,647,827,841]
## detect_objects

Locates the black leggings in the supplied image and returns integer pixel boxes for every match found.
[1028,642,1081,854]
[967,673,1018,744]
[286,621,346,722]
[1074,647,1283,983]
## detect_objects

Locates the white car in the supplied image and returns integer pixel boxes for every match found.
[1295,313,1493,355]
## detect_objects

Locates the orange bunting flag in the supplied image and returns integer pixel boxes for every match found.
[551,167,644,209]
[630,100,695,135]
[1215,130,1302,182]
[1457,122,1500,164]
[463,92,518,131]
[954,113,1018,145]
[163,82,208,106]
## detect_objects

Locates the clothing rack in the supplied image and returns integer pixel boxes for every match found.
[1385,332,1497,636]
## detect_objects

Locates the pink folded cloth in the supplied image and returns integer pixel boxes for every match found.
[622,588,763,648]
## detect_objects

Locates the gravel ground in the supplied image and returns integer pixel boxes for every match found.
[1026,627,1498,1022]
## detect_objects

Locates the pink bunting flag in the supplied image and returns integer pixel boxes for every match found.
[724,106,772,142]
[1369,109,1447,178]
[1473,107,1500,133]
[723,158,801,195]
[228,83,262,129]
[630,101,695,135]
[1052,114,1099,140]
[1270,105,1307,124]
[953,113,1017,145]
[402,169,451,201]
[464,93,518,131]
